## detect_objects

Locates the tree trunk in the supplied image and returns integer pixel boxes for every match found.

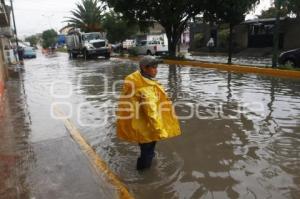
[272,0,280,68]
[228,23,233,65]
[165,24,185,58]
[166,32,179,57]
[120,39,124,54]
[177,40,181,54]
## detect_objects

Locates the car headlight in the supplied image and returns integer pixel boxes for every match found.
[87,44,94,49]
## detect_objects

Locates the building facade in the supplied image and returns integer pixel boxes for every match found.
[189,17,300,52]
[0,0,13,97]
[234,17,300,50]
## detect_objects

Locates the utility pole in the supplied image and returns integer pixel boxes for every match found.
[272,0,284,68]
[10,0,19,48]
[10,0,24,65]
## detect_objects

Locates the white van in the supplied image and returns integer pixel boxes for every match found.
[122,39,136,49]
[133,40,168,55]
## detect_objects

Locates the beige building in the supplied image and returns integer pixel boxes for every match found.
[234,17,300,50]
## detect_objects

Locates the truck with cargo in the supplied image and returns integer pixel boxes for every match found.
[66,30,111,59]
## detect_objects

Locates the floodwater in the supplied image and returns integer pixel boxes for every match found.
[8,52,300,198]
[186,54,272,67]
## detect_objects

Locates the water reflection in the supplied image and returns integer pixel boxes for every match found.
[188,55,272,67]
[168,65,182,101]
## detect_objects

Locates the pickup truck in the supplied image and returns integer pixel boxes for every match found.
[278,48,300,68]
[132,40,168,55]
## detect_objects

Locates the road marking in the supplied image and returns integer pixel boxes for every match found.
[53,105,134,199]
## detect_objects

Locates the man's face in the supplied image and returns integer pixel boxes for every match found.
[142,65,158,78]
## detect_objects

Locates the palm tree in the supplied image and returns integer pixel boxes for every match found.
[65,0,105,32]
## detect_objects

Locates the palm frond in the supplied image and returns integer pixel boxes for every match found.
[64,0,104,32]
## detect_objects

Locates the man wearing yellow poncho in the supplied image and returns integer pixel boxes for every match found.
[117,56,181,170]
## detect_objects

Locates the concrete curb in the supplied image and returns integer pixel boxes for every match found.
[53,105,134,199]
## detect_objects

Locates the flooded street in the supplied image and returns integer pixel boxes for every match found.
[186,54,272,67]
[3,52,300,199]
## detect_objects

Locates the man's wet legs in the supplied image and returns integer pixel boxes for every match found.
[136,141,156,170]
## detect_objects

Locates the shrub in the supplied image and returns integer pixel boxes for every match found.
[128,48,138,57]
[218,28,229,48]
[278,63,300,70]
[190,32,205,50]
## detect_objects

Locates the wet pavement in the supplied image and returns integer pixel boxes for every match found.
[1,52,300,198]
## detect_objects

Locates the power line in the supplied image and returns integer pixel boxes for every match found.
[15,8,70,14]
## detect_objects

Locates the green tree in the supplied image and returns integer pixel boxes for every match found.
[65,0,105,32]
[259,0,300,19]
[103,0,205,57]
[286,0,300,18]
[204,0,259,64]
[102,12,138,43]
[258,6,289,18]
[41,29,57,49]
[25,35,39,47]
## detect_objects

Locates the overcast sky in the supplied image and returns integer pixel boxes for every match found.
[7,0,273,37]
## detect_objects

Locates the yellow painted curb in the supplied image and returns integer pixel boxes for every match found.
[164,59,300,79]
[116,56,300,79]
[53,105,134,199]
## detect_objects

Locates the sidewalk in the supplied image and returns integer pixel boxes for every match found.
[0,73,118,198]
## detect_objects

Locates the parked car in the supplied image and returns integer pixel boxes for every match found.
[111,43,122,52]
[278,48,300,68]
[131,40,168,55]
[23,47,37,58]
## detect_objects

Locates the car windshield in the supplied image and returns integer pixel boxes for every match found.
[82,33,101,41]
[25,47,34,52]
[138,41,147,46]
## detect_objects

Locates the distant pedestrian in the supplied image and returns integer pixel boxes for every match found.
[116,56,181,170]
[207,37,215,50]
[17,46,24,65]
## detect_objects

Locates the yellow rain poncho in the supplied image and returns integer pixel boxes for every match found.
[116,70,181,143]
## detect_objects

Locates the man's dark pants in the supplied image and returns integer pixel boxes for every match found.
[137,141,156,170]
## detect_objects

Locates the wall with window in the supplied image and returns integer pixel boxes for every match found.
[283,19,300,50]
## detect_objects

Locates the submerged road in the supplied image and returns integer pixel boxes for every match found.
[1,52,300,199]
